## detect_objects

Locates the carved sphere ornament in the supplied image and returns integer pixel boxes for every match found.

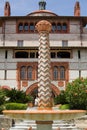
[36,20,52,32]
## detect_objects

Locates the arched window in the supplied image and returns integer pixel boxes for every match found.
[57,51,70,58]
[57,23,62,31]
[53,66,58,80]
[24,23,28,31]
[27,66,33,80]
[15,51,28,58]
[18,23,23,31]
[20,66,26,79]
[62,23,67,31]
[29,23,35,31]
[52,23,56,32]
[60,66,65,79]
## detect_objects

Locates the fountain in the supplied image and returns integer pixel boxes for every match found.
[3,20,86,130]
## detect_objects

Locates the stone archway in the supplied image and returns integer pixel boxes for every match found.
[26,82,60,96]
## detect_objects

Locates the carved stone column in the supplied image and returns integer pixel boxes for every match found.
[36,20,52,109]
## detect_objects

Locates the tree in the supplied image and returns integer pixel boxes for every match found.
[65,78,87,110]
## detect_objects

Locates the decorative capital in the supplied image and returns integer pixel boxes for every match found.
[36,20,52,33]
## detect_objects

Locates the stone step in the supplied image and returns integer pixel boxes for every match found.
[15,123,36,127]
[10,126,77,130]
[10,125,77,130]
[10,120,77,130]
[10,126,36,130]
[23,120,35,124]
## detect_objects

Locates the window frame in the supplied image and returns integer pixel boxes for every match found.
[20,66,26,80]
[18,23,23,32]
[27,66,33,80]
[60,66,65,80]
[24,23,29,31]
[53,66,58,80]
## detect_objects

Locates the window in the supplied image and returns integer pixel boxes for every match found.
[62,23,67,31]
[29,23,35,31]
[53,66,65,80]
[24,23,28,31]
[52,23,56,32]
[4,70,7,80]
[57,23,62,31]
[53,66,58,80]
[78,50,81,59]
[17,21,68,33]
[5,50,7,59]
[18,62,38,81]
[57,51,70,58]
[51,52,56,58]
[36,52,38,58]
[15,51,28,58]
[20,66,26,79]
[30,52,35,58]
[14,49,39,59]
[60,66,65,79]
[27,66,32,80]
[18,23,23,31]
[17,40,23,47]
[62,40,68,47]
[79,70,81,78]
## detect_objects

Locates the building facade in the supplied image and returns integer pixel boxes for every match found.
[0,1,87,97]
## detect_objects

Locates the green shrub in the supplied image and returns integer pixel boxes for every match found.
[0,89,6,105]
[65,78,87,110]
[5,88,34,103]
[5,103,27,110]
[59,104,70,110]
[54,91,68,105]
[0,105,5,114]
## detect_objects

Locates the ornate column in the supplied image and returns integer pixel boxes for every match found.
[36,20,52,110]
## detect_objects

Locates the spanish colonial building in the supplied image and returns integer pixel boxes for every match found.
[0,1,87,97]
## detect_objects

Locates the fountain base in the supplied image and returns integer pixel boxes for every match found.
[3,109,86,130]
[3,109,86,121]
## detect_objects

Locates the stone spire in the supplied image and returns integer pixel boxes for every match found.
[39,0,46,10]
[4,1,11,16]
[74,1,80,16]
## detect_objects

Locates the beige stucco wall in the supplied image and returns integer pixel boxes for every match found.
[0,19,87,89]
[0,19,87,47]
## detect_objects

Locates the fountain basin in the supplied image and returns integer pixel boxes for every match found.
[3,109,86,121]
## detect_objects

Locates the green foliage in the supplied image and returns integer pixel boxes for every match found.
[0,88,34,113]
[0,105,5,114]
[5,103,27,110]
[54,91,68,105]
[5,88,34,103]
[65,78,87,110]
[59,104,70,110]
[0,89,6,105]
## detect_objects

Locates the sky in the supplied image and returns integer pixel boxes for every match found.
[0,0,87,16]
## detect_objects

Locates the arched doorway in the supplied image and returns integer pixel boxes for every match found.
[26,82,60,99]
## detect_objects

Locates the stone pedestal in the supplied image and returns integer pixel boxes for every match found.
[36,121,53,130]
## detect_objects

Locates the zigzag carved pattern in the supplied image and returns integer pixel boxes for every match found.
[38,32,52,109]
